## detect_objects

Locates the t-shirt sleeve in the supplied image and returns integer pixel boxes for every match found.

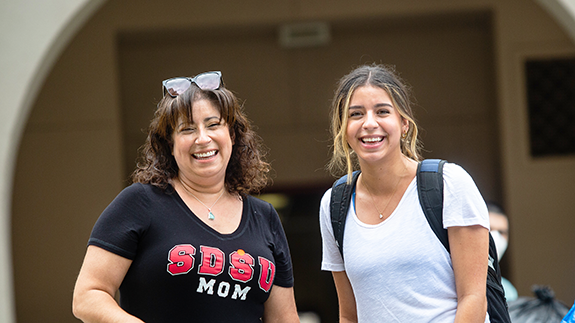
[442,163,489,230]
[319,188,345,272]
[267,202,295,288]
[88,183,151,260]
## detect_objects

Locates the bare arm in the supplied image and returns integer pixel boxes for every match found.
[332,271,358,323]
[262,285,299,323]
[449,225,489,323]
[72,245,144,323]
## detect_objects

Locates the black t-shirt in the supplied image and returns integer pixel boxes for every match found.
[88,183,294,322]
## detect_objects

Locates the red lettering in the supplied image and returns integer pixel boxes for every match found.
[258,256,275,292]
[198,246,225,276]
[167,244,196,275]
[229,251,254,282]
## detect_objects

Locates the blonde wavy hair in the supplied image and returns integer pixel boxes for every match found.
[327,64,423,181]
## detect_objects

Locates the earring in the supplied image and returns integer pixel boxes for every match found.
[401,132,407,139]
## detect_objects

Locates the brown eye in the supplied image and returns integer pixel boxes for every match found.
[179,125,196,133]
[349,110,362,118]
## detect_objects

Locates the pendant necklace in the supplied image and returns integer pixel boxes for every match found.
[179,178,225,221]
[363,163,407,219]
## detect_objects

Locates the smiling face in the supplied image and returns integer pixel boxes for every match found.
[172,98,234,186]
[345,85,408,165]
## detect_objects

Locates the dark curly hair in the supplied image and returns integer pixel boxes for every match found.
[131,80,270,196]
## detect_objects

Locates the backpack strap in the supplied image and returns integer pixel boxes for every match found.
[417,160,511,322]
[417,159,502,272]
[416,159,450,253]
[330,171,360,257]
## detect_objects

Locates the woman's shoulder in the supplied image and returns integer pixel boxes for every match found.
[442,161,467,175]
[117,182,151,197]
[440,161,489,227]
[441,162,477,187]
[320,187,333,208]
[112,182,171,206]
[244,195,285,231]
[245,195,273,212]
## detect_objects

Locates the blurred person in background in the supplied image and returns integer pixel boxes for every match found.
[488,201,518,302]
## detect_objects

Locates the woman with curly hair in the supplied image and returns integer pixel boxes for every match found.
[73,71,299,323]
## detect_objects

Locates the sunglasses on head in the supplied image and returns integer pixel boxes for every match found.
[162,71,222,97]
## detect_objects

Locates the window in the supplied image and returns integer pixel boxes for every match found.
[525,58,575,157]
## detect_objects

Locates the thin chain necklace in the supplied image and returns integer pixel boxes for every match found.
[363,163,408,219]
[179,178,225,221]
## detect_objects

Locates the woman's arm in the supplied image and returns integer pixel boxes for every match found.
[262,285,299,323]
[449,225,489,323]
[72,245,144,323]
[332,271,358,323]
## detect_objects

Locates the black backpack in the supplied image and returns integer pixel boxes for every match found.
[329,159,511,323]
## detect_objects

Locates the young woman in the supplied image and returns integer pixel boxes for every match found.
[73,71,299,322]
[319,64,490,322]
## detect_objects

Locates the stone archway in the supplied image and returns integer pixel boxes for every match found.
[0,1,105,322]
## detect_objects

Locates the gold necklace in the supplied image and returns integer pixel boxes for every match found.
[362,163,408,219]
[179,178,225,221]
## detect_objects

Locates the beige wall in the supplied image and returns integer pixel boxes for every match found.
[7,0,575,322]
[494,1,575,303]
[0,1,104,322]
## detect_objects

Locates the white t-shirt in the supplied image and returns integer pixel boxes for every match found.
[320,163,490,322]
